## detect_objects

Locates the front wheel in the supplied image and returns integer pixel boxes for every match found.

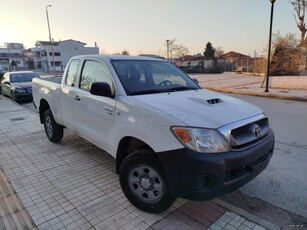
[119,149,176,213]
[43,109,63,143]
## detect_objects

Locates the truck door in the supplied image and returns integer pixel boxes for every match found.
[72,59,116,154]
[60,59,81,131]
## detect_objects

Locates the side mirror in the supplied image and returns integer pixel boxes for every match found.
[193,78,199,84]
[90,82,114,98]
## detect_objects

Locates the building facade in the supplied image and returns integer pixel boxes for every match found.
[31,39,99,73]
[0,43,26,70]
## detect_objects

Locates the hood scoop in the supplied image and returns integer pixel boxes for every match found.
[207,98,222,105]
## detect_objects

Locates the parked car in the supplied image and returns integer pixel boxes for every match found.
[0,68,6,80]
[1,71,40,102]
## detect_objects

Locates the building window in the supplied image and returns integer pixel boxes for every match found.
[37,61,42,69]
[51,61,62,67]
[0,60,9,66]
[54,52,61,56]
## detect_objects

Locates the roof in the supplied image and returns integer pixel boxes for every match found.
[139,54,165,60]
[72,54,167,62]
[222,51,251,59]
[6,71,35,74]
[35,39,86,47]
[35,41,60,46]
[60,39,86,45]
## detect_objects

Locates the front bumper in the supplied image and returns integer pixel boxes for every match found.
[14,93,33,102]
[157,129,274,200]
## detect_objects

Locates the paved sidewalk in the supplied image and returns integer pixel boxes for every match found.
[0,88,285,229]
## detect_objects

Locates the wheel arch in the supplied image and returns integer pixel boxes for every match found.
[116,136,155,174]
[39,99,50,124]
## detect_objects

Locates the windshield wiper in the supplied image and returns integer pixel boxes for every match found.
[167,86,198,92]
[130,87,198,95]
[130,89,165,96]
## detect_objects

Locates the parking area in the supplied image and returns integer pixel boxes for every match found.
[0,96,275,229]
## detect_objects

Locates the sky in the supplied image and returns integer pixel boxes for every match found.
[0,0,300,57]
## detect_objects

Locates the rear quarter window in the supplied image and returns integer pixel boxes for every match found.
[65,59,80,87]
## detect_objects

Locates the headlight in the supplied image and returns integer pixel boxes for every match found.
[171,127,230,153]
[15,88,27,93]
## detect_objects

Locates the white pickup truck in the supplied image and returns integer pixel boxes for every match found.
[32,55,274,213]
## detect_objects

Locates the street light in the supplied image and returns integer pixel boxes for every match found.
[46,5,56,75]
[265,0,276,92]
[166,40,170,61]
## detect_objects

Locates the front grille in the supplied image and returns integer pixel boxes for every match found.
[225,152,271,183]
[229,118,269,149]
[231,118,268,138]
[225,166,249,182]
[231,133,268,150]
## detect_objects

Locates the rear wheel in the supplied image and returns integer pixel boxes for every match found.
[43,109,63,143]
[119,149,176,213]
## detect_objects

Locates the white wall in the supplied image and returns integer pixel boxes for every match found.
[270,76,307,90]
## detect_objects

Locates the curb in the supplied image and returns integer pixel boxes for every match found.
[214,199,281,230]
[204,87,307,103]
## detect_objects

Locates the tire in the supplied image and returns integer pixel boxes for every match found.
[119,149,176,213]
[43,109,64,143]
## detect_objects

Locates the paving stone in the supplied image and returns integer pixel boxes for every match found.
[0,103,271,230]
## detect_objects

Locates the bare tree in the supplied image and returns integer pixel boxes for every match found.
[166,39,189,59]
[215,47,225,58]
[291,0,307,43]
[270,33,300,75]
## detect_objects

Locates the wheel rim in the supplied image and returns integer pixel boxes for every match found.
[45,116,53,137]
[128,164,164,203]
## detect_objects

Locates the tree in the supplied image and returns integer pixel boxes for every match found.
[270,33,301,75]
[203,42,215,59]
[215,47,224,58]
[121,49,130,55]
[166,39,189,59]
[291,0,307,44]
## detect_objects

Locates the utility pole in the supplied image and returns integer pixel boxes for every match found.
[265,0,276,92]
[166,40,170,61]
[46,5,56,76]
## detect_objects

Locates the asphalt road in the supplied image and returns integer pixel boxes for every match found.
[228,94,307,219]
[20,94,307,218]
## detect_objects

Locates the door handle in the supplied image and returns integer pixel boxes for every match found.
[104,107,113,115]
[73,95,81,101]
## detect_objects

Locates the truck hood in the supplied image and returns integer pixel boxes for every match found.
[133,89,263,128]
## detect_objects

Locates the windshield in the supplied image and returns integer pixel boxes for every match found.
[111,60,200,95]
[10,73,39,83]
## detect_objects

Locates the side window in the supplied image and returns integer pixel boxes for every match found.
[80,60,113,91]
[65,59,80,87]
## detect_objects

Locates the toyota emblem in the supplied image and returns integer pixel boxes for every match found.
[252,124,261,137]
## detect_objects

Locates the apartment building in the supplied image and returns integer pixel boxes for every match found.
[0,43,26,70]
[31,39,99,73]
